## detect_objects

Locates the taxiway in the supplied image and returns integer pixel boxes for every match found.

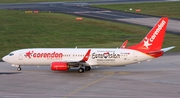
[0,53,180,98]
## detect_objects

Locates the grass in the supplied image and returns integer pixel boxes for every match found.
[0,10,179,58]
[0,0,85,3]
[93,1,180,19]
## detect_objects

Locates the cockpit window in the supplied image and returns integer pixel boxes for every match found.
[9,53,14,56]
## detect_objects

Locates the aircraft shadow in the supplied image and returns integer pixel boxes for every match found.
[0,72,21,75]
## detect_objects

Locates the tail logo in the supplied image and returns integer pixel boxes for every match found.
[143,20,166,49]
[143,37,152,49]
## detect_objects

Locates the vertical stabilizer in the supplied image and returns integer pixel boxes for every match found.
[128,17,168,52]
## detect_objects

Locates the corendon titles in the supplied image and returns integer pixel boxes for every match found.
[25,51,63,59]
[150,20,166,42]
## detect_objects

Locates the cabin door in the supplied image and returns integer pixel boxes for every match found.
[19,52,23,60]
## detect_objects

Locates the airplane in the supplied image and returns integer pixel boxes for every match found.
[2,17,175,73]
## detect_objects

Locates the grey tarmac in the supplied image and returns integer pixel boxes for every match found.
[0,53,180,98]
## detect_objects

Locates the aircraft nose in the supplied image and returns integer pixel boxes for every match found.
[2,56,8,62]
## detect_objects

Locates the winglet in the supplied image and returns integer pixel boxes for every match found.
[120,40,128,48]
[81,49,91,62]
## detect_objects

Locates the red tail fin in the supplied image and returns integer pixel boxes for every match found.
[128,17,168,52]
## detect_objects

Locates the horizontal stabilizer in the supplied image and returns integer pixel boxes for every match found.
[147,50,164,58]
[161,46,175,52]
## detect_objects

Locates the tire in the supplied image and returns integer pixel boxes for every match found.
[78,68,84,73]
[85,66,91,71]
[17,67,21,71]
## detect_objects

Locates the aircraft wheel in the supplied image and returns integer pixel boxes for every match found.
[17,67,21,71]
[78,68,84,73]
[85,66,91,71]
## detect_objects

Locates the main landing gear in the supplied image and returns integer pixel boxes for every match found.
[85,66,91,71]
[78,66,91,73]
[78,68,84,73]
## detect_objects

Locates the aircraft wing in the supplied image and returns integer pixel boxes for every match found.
[61,60,90,66]
[120,40,128,48]
[58,49,91,66]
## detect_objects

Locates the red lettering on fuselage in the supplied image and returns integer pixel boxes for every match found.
[25,51,63,59]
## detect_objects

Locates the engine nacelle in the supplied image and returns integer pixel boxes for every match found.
[51,62,70,71]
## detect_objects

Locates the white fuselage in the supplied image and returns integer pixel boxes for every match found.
[3,48,153,66]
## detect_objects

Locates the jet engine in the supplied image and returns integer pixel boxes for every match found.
[51,62,70,71]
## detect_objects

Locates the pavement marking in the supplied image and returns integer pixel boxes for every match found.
[119,71,131,75]
[89,73,93,76]
[63,73,114,98]
[103,71,115,74]
[103,71,131,75]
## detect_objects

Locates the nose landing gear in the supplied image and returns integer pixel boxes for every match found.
[17,65,21,71]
